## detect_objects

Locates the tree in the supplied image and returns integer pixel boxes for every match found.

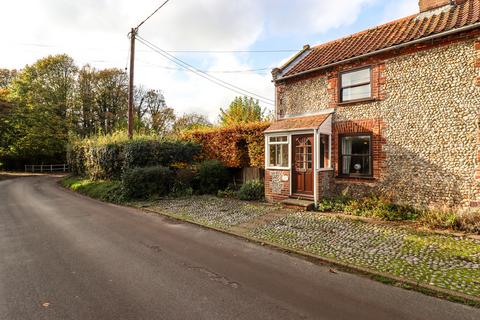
[0,54,172,168]
[94,68,128,134]
[0,69,17,88]
[75,65,98,136]
[219,96,263,126]
[173,113,211,133]
[6,54,78,166]
[142,89,175,135]
[0,89,15,163]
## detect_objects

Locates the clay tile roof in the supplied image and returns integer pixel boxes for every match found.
[282,0,480,78]
[265,114,330,133]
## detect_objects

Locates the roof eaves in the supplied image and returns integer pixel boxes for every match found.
[272,45,311,80]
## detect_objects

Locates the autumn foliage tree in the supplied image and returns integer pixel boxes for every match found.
[219,96,264,126]
[0,55,172,169]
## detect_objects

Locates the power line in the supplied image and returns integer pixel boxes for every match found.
[15,43,299,54]
[136,38,274,105]
[136,0,171,30]
[137,59,271,74]
[162,49,299,53]
[136,36,275,105]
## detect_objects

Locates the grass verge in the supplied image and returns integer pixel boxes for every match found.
[61,176,124,203]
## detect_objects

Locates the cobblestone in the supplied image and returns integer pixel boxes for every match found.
[147,196,277,229]
[249,212,480,296]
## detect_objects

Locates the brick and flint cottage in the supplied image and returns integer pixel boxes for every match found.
[264,0,480,209]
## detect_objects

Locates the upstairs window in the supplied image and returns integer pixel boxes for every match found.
[340,134,372,177]
[268,136,289,168]
[340,67,372,102]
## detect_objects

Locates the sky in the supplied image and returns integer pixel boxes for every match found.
[0,0,419,122]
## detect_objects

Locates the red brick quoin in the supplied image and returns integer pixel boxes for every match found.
[476,40,480,186]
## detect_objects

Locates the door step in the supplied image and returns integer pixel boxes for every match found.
[281,198,315,211]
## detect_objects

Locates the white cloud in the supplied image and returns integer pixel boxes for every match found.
[263,0,377,35]
[0,0,389,120]
[381,0,419,22]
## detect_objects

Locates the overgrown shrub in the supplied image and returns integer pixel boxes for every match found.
[68,132,200,180]
[317,197,349,212]
[121,166,173,199]
[67,143,86,176]
[171,168,197,197]
[238,179,264,201]
[181,122,269,168]
[317,195,419,221]
[455,209,480,234]
[197,160,230,194]
[86,143,124,180]
[217,186,238,198]
[123,140,200,172]
[418,208,458,230]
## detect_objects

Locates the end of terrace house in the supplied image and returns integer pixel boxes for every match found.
[264,0,480,210]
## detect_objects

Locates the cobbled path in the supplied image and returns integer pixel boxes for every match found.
[148,196,277,229]
[249,212,480,297]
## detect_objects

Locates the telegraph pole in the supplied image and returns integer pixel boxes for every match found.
[128,0,171,139]
[127,28,136,139]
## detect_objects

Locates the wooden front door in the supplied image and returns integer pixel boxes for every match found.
[292,134,314,196]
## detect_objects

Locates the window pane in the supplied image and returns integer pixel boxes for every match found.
[269,145,277,166]
[342,84,371,101]
[342,156,371,176]
[341,135,371,176]
[270,136,287,143]
[269,143,288,167]
[281,144,288,167]
[341,68,370,87]
[320,134,330,168]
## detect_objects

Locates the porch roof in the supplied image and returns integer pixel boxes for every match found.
[264,113,331,133]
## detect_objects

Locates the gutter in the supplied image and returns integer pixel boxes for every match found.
[275,22,480,82]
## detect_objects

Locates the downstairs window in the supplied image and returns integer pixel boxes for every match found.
[339,134,372,177]
[268,136,289,168]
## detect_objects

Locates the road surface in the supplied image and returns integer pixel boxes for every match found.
[0,175,479,320]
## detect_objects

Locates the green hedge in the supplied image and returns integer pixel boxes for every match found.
[197,160,230,194]
[121,166,173,199]
[68,134,201,180]
[238,179,264,201]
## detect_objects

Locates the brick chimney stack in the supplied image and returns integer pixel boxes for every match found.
[419,0,467,12]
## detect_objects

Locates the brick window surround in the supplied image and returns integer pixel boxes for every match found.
[327,63,386,107]
[332,119,386,181]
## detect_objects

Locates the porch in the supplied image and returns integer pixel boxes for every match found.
[264,112,334,207]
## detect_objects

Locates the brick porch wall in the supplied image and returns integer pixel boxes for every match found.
[265,169,290,202]
[317,170,335,199]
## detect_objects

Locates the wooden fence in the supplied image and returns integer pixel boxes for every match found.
[24,164,69,173]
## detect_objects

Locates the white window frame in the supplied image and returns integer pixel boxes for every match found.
[317,116,333,171]
[265,134,290,170]
[340,66,372,103]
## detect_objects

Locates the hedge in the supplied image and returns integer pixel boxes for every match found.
[68,133,201,180]
[181,122,269,168]
[122,166,173,199]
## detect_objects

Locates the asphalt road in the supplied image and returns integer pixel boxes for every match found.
[1,176,479,320]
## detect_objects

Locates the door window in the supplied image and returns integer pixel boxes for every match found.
[295,137,312,171]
